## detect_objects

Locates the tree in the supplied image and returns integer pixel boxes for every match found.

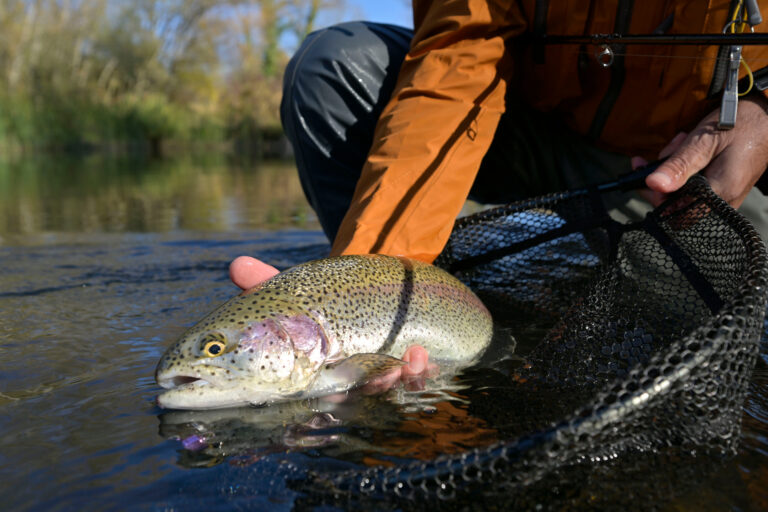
[0,0,346,151]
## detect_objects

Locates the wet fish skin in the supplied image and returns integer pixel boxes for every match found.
[155,255,493,409]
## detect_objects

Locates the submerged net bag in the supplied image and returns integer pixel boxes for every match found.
[297,175,768,510]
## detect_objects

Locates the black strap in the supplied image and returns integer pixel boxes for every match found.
[533,0,550,63]
[642,215,724,314]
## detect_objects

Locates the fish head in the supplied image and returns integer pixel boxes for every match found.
[156,292,330,410]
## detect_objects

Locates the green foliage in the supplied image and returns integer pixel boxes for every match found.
[0,0,345,152]
[120,94,183,140]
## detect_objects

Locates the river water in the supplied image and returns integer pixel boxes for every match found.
[1,154,767,511]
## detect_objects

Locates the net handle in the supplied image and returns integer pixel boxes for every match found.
[595,159,666,194]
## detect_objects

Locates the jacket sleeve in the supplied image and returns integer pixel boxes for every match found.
[329,0,526,263]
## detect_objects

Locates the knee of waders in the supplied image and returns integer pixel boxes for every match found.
[280,21,411,154]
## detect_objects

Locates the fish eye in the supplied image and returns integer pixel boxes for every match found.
[200,332,227,358]
[203,340,225,357]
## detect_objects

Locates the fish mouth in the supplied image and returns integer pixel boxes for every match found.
[155,362,240,391]
[156,374,270,411]
[157,374,212,390]
[160,375,206,389]
[155,366,255,410]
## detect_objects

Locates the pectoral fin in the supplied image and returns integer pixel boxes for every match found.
[308,354,406,397]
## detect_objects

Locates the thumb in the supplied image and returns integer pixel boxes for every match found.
[229,256,280,290]
[646,130,720,194]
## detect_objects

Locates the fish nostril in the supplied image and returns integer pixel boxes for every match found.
[171,376,200,387]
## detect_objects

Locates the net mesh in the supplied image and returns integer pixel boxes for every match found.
[296,175,768,510]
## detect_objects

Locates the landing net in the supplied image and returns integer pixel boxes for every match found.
[299,175,768,510]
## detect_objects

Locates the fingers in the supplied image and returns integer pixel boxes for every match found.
[401,345,428,377]
[360,345,433,395]
[647,128,720,195]
[631,132,683,176]
[229,256,280,290]
[630,156,648,170]
[642,132,686,203]
[400,345,435,391]
[360,368,402,394]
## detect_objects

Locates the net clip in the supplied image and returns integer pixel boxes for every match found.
[718,44,742,130]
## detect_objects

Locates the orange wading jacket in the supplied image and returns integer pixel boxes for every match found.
[330,0,768,263]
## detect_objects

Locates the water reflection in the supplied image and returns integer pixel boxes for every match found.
[0,154,318,235]
[159,396,396,469]
[158,381,499,470]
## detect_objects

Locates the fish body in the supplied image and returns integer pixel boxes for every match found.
[155,255,492,409]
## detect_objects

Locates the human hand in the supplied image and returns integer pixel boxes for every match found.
[228,255,434,392]
[635,95,768,208]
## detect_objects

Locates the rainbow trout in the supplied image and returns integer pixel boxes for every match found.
[155,255,492,409]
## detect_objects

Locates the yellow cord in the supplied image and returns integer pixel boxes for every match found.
[730,0,743,28]
[730,0,755,96]
[739,56,754,96]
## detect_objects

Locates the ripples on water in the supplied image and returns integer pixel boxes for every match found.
[0,156,767,511]
[0,231,332,511]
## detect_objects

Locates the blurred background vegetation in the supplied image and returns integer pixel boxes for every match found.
[0,0,346,157]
